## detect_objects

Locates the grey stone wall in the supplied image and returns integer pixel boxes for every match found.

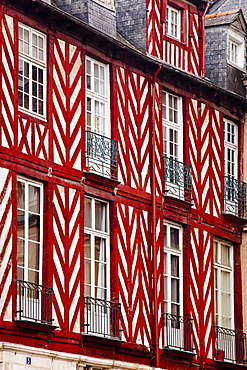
[205,26,229,90]
[115,0,146,53]
[53,0,116,38]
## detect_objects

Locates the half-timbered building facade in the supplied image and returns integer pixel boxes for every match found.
[0,0,247,369]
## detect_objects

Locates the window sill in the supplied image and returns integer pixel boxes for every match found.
[83,170,120,188]
[164,195,193,209]
[15,319,58,332]
[82,333,122,347]
[222,212,247,225]
[163,347,195,362]
[215,360,247,369]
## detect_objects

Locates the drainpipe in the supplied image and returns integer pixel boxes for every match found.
[201,0,212,76]
[151,65,162,369]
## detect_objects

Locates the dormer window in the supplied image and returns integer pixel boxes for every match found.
[228,31,244,69]
[166,5,180,40]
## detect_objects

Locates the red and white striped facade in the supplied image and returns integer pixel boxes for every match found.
[0,0,246,370]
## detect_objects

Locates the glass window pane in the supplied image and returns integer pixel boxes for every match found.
[171,278,179,303]
[17,238,25,267]
[28,214,40,242]
[84,260,91,285]
[84,233,91,258]
[221,244,230,266]
[17,210,25,238]
[221,271,230,292]
[170,227,179,250]
[28,270,39,285]
[95,262,106,288]
[28,184,40,213]
[28,241,39,270]
[171,255,179,277]
[95,201,107,231]
[84,198,91,227]
[17,181,25,209]
[95,237,106,262]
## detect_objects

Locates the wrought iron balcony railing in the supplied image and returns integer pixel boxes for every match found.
[16,280,53,324]
[86,131,118,180]
[164,313,194,352]
[224,176,247,219]
[163,156,192,203]
[84,296,121,339]
[215,326,247,364]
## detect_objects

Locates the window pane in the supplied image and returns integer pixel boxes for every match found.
[221,244,230,266]
[28,213,40,242]
[28,185,40,213]
[28,241,39,270]
[171,278,179,303]
[17,210,25,238]
[171,255,179,277]
[17,181,25,209]
[170,227,179,250]
[84,233,91,258]
[17,238,25,267]
[28,270,39,285]
[95,237,106,262]
[95,201,107,231]
[84,198,91,227]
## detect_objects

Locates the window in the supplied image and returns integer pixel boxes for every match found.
[224,120,238,179]
[84,197,110,300]
[166,5,180,40]
[16,178,53,325]
[85,57,117,179]
[228,32,244,69]
[162,91,192,201]
[86,57,109,137]
[162,91,183,160]
[164,222,183,317]
[214,240,234,329]
[18,24,46,118]
[17,178,43,286]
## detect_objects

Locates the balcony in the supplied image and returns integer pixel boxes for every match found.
[164,313,194,352]
[84,296,121,339]
[223,176,247,220]
[163,156,192,203]
[16,280,54,326]
[86,131,118,180]
[215,326,247,364]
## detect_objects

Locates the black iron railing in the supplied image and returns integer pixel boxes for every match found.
[163,156,192,202]
[84,296,121,339]
[86,131,118,180]
[164,313,194,352]
[16,280,53,324]
[224,176,247,219]
[215,326,247,364]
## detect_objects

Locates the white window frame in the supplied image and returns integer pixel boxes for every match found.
[166,5,181,40]
[18,23,47,119]
[162,91,183,160]
[224,119,238,179]
[86,57,110,137]
[163,222,183,317]
[84,196,110,301]
[17,177,43,286]
[214,239,234,330]
[228,31,245,69]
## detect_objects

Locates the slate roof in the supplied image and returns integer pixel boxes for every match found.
[205,9,241,27]
[208,0,247,22]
